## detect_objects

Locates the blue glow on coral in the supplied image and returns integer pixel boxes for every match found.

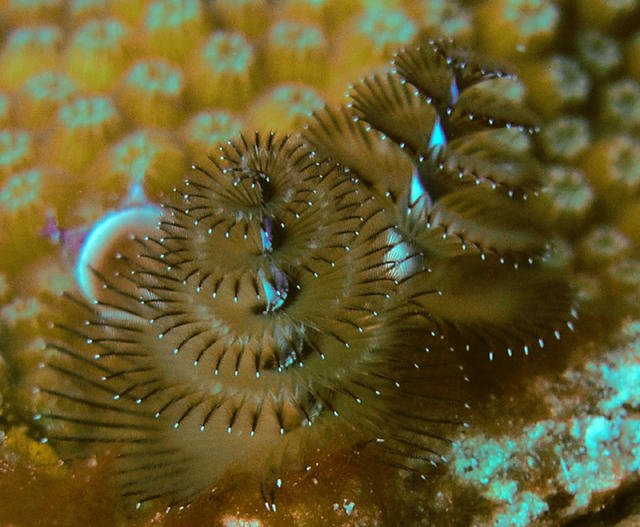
[453,436,517,485]
[597,333,640,413]
[487,479,517,503]
[493,492,548,527]
[581,415,619,457]
[450,324,640,522]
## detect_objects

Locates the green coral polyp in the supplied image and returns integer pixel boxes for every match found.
[24,71,77,103]
[0,26,63,88]
[539,116,591,161]
[58,96,116,129]
[355,8,417,54]
[183,110,243,153]
[200,32,253,74]
[601,79,640,130]
[124,60,182,96]
[575,30,622,77]
[187,31,254,109]
[144,0,200,30]
[549,56,591,107]
[0,168,43,213]
[0,130,32,178]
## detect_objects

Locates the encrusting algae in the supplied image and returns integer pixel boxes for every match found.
[0,1,639,526]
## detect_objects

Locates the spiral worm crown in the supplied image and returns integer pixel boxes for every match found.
[43,39,574,508]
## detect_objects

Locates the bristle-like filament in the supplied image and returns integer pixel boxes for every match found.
[349,73,437,154]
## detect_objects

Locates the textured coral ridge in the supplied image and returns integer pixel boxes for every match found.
[450,320,640,526]
[42,37,575,511]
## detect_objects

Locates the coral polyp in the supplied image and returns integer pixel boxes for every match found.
[38,35,578,513]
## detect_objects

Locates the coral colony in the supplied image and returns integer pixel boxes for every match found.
[2,0,638,525]
[5,0,640,527]
[42,38,574,510]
